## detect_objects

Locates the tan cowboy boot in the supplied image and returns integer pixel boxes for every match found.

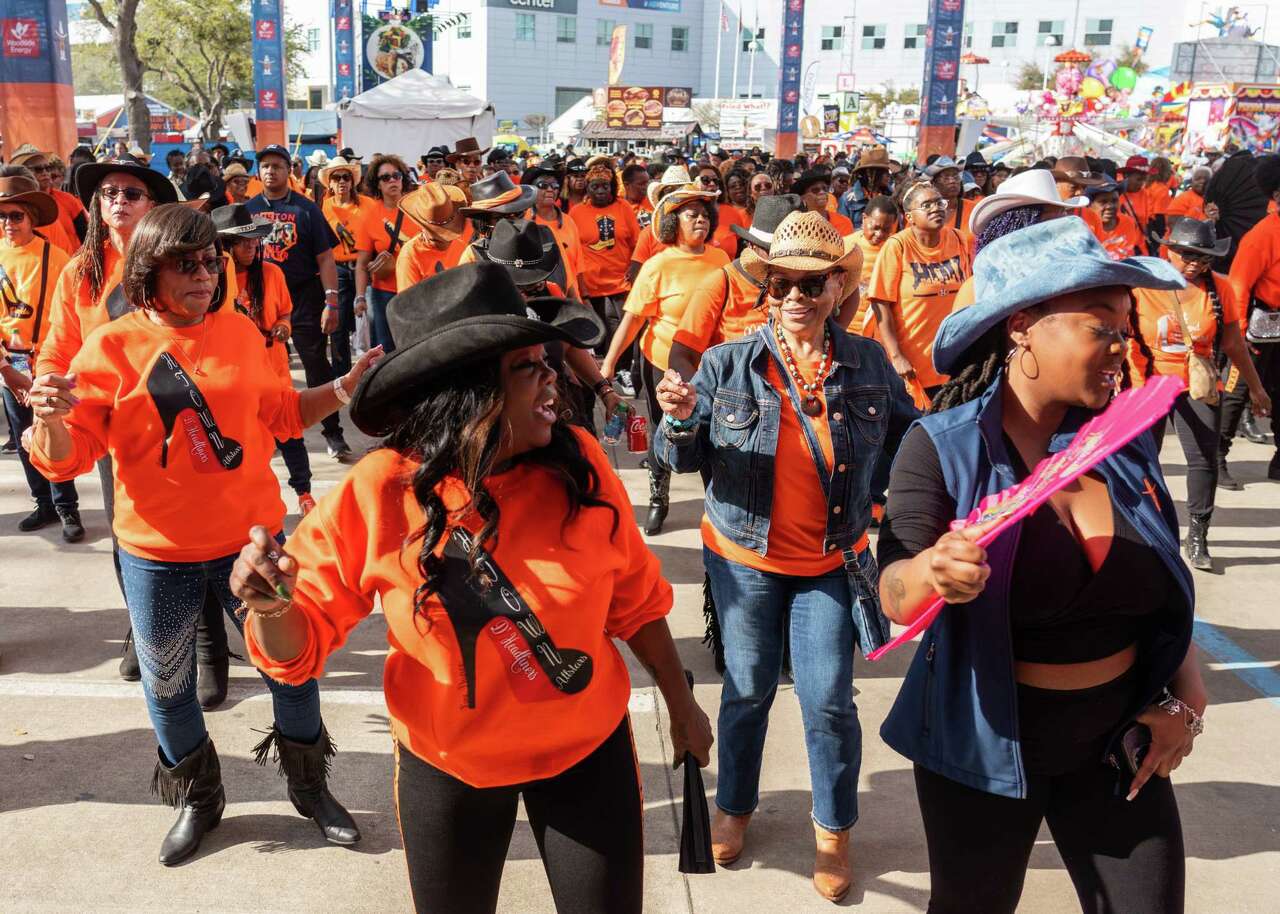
[812,823,852,902]
[710,810,752,865]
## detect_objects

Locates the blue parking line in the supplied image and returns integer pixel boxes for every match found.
[1193,620,1280,709]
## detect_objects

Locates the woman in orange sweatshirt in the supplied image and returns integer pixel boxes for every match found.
[230,263,712,914]
[28,205,383,867]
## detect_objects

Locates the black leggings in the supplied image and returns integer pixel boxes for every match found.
[1152,391,1219,516]
[1220,335,1280,460]
[913,670,1185,914]
[393,716,644,914]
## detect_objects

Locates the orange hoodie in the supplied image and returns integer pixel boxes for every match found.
[30,309,303,562]
[246,428,672,787]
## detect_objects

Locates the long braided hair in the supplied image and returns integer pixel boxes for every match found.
[928,323,1011,413]
[382,363,619,630]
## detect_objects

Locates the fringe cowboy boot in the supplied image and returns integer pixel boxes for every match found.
[644,465,671,536]
[253,723,361,846]
[151,736,225,866]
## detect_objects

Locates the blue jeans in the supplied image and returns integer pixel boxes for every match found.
[118,544,322,765]
[704,547,862,831]
[368,287,396,353]
[3,387,78,510]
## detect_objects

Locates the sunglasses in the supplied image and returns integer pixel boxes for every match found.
[172,255,222,276]
[698,175,722,186]
[766,272,836,299]
[426,157,445,165]
[27,163,51,173]
[377,172,403,183]
[459,157,482,166]
[330,173,353,181]
[0,210,30,224]
[534,180,560,191]
[100,186,151,203]
[1178,251,1214,263]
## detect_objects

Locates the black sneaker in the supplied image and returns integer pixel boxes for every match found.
[57,507,85,543]
[1,438,16,454]
[324,433,353,461]
[1269,454,1280,482]
[18,504,58,532]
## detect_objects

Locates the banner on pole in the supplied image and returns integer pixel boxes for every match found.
[917,0,965,160]
[334,0,356,103]
[251,0,287,146]
[0,0,76,155]
[608,25,627,85]
[775,0,805,156]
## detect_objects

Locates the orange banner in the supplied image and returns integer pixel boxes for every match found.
[608,25,626,86]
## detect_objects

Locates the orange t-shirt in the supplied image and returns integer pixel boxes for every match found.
[30,309,304,562]
[49,189,86,255]
[355,200,423,293]
[1230,212,1280,309]
[711,204,749,260]
[626,196,654,226]
[1144,181,1171,216]
[395,233,465,291]
[1128,275,1241,385]
[1119,191,1153,234]
[568,199,641,297]
[867,227,971,388]
[851,232,886,332]
[1093,212,1144,261]
[234,260,294,385]
[0,236,71,355]
[702,356,845,576]
[673,259,765,355]
[630,227,670,267]
[245,176,265,198]
[36,243,238,376]
[1165,190,1206,222]
[244,429,672,788]
[827,211,855,236]
[531,210,583,298]
[322,195,380,264]
[624,245,730,372]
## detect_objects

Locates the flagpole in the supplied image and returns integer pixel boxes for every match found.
[714,1,724,99]
[746,1,758,99]
[731,1,741,99]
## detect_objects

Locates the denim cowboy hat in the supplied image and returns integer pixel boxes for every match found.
[932,218,1185,376]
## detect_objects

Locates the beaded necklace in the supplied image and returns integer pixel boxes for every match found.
[774,322,832,417]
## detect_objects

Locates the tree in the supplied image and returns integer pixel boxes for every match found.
[1114,46,1150,77]
[1017,61,1048,91]
[692,101,720,133]
[69,41,121,96]
[84,0,150,151]
[523,114,548,131]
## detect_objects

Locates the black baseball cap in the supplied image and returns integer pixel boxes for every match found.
[256,144,292,169]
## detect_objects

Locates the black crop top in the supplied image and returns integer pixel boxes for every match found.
[877,425,1173,664]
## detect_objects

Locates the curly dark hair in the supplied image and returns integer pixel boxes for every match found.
[122,204,226,314]
[361,153,414,198]
[383,364,619,628]
[656,198,719,245]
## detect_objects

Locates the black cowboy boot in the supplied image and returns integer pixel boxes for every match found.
[1217,457,1244,491]
[253,723,360,846]
[195,590,232,711]
[119,628,141,682]
[1185,513,1214,572]
[1240,410,1269,444]
[151,736,225,866]
[644,466,670,536]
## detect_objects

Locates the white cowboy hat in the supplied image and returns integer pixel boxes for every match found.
[967,169,1087,236]
[646,165,692,208]
[306,149,332,168]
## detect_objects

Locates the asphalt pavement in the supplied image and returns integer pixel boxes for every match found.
[1,399,1277,914]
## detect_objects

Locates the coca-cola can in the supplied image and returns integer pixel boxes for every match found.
[627,414,648,453]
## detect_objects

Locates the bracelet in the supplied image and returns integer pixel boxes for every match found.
[234,599,292,621]
[1156,690,1205,736]
[324,288,339,296]
[324,302,339,310]
[333,376,351,404]
[664,413,696,431]
[591,378,614,395]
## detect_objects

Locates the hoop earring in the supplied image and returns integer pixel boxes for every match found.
[1018,346,1040,381]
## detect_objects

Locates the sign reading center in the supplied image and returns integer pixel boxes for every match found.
[485,0,579,11]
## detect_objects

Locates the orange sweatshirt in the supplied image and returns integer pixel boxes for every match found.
[234,260,294,386]
[1230,212,1280,309]
[30,309,304,562]
[245,428,672,788]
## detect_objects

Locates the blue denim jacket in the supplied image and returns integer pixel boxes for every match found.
[654,318,919,647]
[879,377,1196,799]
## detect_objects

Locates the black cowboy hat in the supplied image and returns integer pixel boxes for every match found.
[522,163,560,187]
[74,156,179,207]
[564,157,588,174]
[964,151,991,172]
[211,203,272,239]
[1152,216,1231,258]
[731,193,803,249]
[348,262,603,436]
[479,218,558,285]
[791,169,833,196]
[420,146,450,166]
[459,171,536,217]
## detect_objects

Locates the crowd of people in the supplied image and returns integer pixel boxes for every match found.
[3,130,1278,913]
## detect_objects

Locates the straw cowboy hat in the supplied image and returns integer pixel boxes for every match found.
[8,143,49,168]
[221,163,251,181]
[399,182,468,241]
[740,211,862,302]
[318,156,362,188]
[0,174,58,226]
[348,262,602,436]
[651,183,719,239]
[646,165,692,208]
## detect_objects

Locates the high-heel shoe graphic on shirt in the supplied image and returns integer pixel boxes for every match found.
[146,352,243,472]
[435,527,593,709]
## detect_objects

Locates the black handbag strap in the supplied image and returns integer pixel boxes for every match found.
[14,239,53,348]
[385,209,406,255]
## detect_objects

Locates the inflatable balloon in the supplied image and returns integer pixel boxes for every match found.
[1080,76,1106,99]
[1056,67,1083,96]
[1110,66,1138,91]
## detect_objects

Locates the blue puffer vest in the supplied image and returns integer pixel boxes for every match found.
[879,377,1196,799]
